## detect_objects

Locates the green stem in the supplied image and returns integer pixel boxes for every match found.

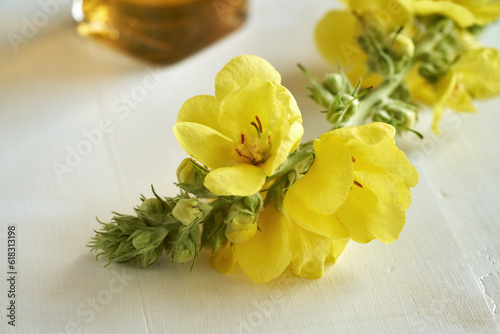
[340,19,455,128]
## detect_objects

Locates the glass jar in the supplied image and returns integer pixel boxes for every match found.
[72,0,247,63]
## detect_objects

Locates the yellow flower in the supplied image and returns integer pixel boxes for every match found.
[173,55,303,196]
[408,47,500,133]
[285,122,418,244]
[412,0,500,27]
[210,123,418,283]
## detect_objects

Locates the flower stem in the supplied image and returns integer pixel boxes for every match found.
[341,19,455,128]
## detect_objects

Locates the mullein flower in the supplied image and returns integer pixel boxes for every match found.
[173,55,303,197]
[408,47,500,133]
[285,122,418,244]
[210,123,418,283]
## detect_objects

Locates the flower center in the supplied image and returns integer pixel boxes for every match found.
[235,116,271,166]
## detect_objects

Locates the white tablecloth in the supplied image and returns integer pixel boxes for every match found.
[1,1,500,333]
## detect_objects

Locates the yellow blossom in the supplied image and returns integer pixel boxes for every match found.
[210,123,418,283]
[408,47,500,133]
[173,55,303,196]
[411,0,500,27]
[285,122,418,244]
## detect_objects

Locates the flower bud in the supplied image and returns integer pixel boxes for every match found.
[322,73,354,96]
[139,198,165,215]
[385,33,415,59]
[172,245,192,263]
[172,198,204,226]
[225,220,258,244]
[243,193,263,214]
[176,158,197,185]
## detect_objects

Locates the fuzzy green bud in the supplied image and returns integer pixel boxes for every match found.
[172,246,192,263]
[171,225,199,264]
[322,73,354,97]
[138,198,169,217]
[243,193,264,214]
[176,158,197,185]
[372,99,418,134]
[326,93,360,127]
[172,198,205,226]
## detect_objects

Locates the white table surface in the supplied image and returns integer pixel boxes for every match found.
[2,0,500,333]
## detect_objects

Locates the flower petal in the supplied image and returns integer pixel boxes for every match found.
[315,10,367,69]
[173,122,235,169]
[336,185,407,244]
[287,219,347,279]
[455,48,500,99]
[209,243,237,274]
[215,55,281,100]
[326,123,418,208]
[235,206,291,283]
[326,238,350,263]
[176,95,222,133]
[455,0,500,25]
[264,120,304,175]
[286,197,350,239]
[218,79,281,142]
[412,1,475,27]
[204,164,266,196]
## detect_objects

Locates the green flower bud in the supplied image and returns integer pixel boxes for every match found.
[172,198,204,226]
[385,33,415,59]
[171,225,199,264]
[172,246,192,263]
[322,73,354,96]
[326,93,360,126]
[139,198,166,215]
[225,220,258,244]
[176,158,197,185]
[202,231,228,251]
[243,193,263,214]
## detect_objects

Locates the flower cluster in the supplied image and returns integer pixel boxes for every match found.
[314,0,500,133]
[89,55,418,283]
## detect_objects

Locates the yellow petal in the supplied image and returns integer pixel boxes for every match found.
[348,0,412,29]
[218,79,283,142]
[285,137,354,216]
[326,238,350,263]
[287,218,347,279]
[204,164,266,196]
[455,48,500,99]
[326,123,418,209]
[264,120,304,175]
[326,123,417,243]
[315,10,367,69]
[234,206,291,283]
[407,65,436,105]
[412,1,475,27]
[209,242,237,274]
[336,185,407,244]
[285,198,350,239]
[432,70,459,134]
[215,55,281,101]
[176,95,222,133]
[455,0,500,25]
[173,122,235,169]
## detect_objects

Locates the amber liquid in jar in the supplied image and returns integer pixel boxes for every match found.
[72,0,247,63]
